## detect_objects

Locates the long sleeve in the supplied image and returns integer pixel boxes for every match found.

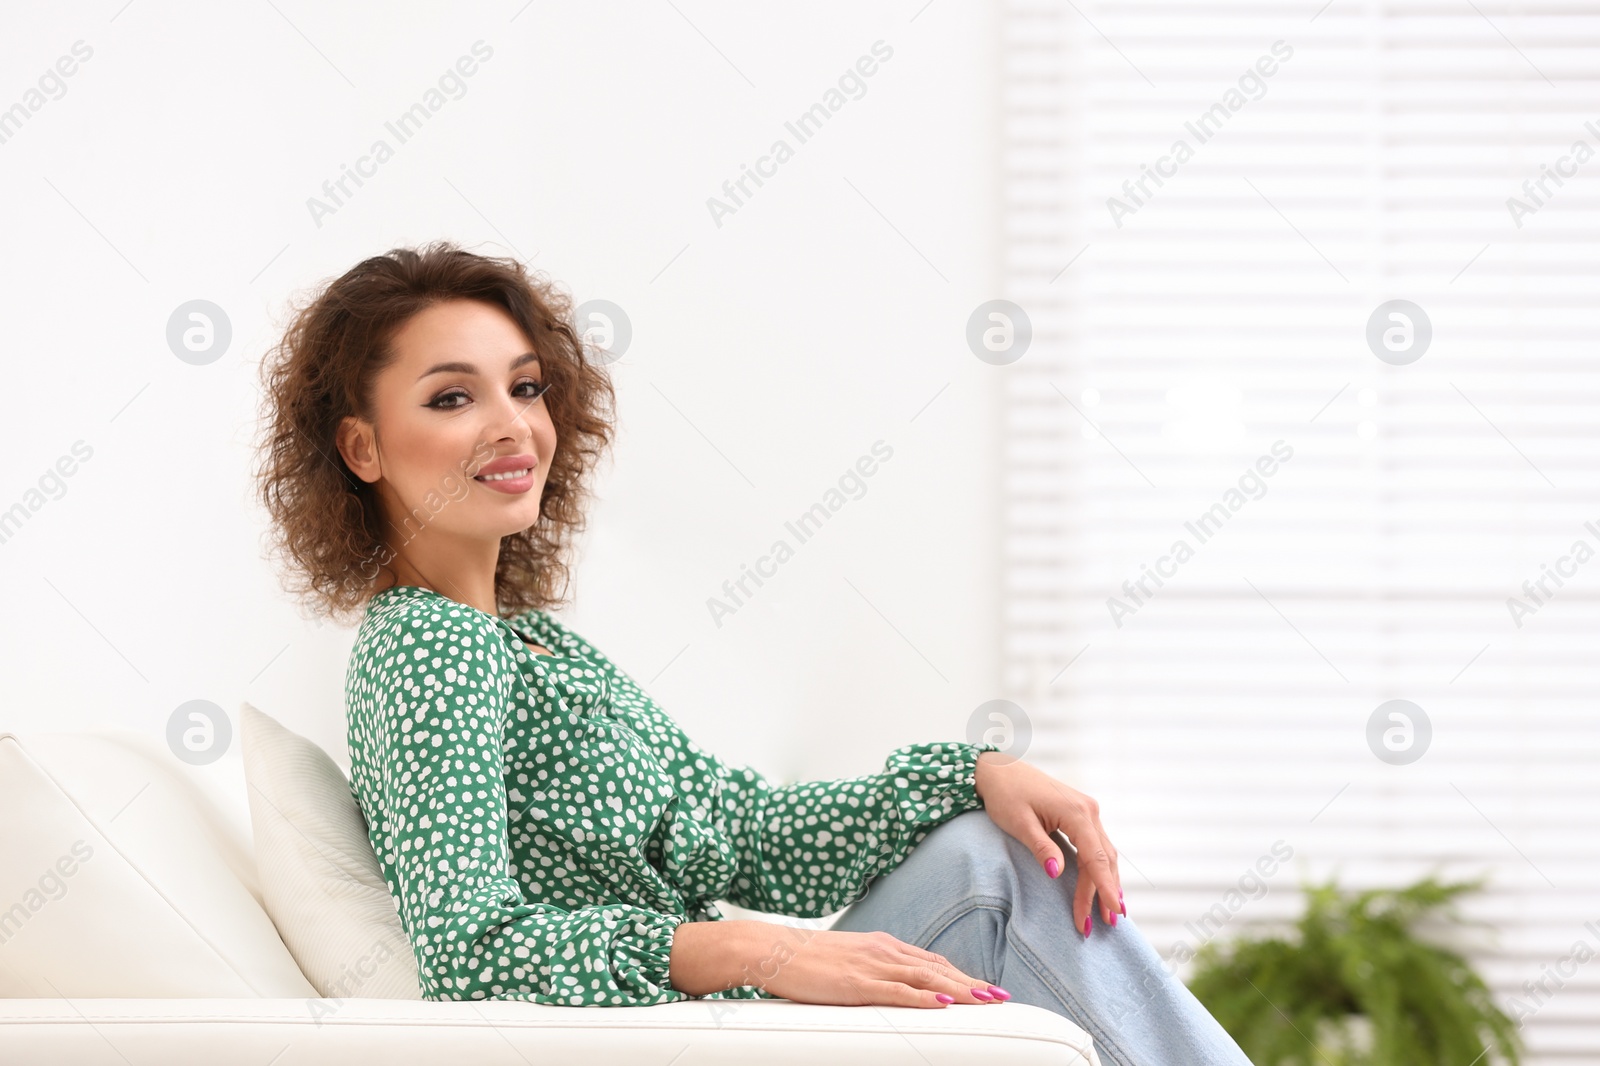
[349,603,691,1005]
[713,740,1000,917]
[526,609,1007,922]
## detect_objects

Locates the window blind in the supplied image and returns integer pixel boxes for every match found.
[998,2,1600,1061]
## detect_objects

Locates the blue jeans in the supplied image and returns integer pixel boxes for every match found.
[829,810,1255,1066]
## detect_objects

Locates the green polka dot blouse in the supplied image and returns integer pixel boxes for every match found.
[344,583,998,1006]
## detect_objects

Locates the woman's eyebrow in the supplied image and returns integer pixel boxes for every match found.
[416,351,539,382]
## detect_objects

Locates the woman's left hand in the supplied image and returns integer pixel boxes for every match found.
[973,752,1124,937]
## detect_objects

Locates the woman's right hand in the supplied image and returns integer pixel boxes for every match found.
[750,927,1006,1008]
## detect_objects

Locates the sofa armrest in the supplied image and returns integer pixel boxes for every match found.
[0,996,1101,1065]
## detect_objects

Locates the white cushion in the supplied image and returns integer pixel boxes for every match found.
[238,701,422,999]
[0,729,317,998]
[0,996,1103,1065]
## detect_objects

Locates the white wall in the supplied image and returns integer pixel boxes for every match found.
[0,2,1002,789]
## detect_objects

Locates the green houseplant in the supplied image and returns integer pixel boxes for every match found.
[1186,875,1522,1066]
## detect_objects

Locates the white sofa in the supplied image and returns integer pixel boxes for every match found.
[0,712,1102,1065]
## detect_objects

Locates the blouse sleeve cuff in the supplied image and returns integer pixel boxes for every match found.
[610,909,689,1001]
[885,740,1001,822]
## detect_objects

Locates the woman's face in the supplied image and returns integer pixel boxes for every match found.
[339,298,558,553]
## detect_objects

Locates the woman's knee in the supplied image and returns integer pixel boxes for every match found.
[916,810,1089,900]
[905,810,1019,887]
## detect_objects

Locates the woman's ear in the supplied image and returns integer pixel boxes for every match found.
[336,415,380,484]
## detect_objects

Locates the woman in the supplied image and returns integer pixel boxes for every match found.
[255,241,1253,1065]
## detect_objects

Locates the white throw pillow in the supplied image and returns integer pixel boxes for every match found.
[0,729,318,998]
[238,701,422,999]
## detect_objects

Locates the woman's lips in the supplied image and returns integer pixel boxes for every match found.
[474,466,535,494]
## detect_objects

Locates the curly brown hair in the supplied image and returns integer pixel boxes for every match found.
[253,240,617,627]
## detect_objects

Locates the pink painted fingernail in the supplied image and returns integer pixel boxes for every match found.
[971,988,994,1001]
[987,985,1010,1001]
[1110,911,1119,927]
[1082,915,1092,938]
[1119,889,1126,916]
[1045,858,1060,878]
[935,993,955,1004]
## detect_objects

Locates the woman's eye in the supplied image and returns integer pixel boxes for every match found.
[428,380,550,410]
